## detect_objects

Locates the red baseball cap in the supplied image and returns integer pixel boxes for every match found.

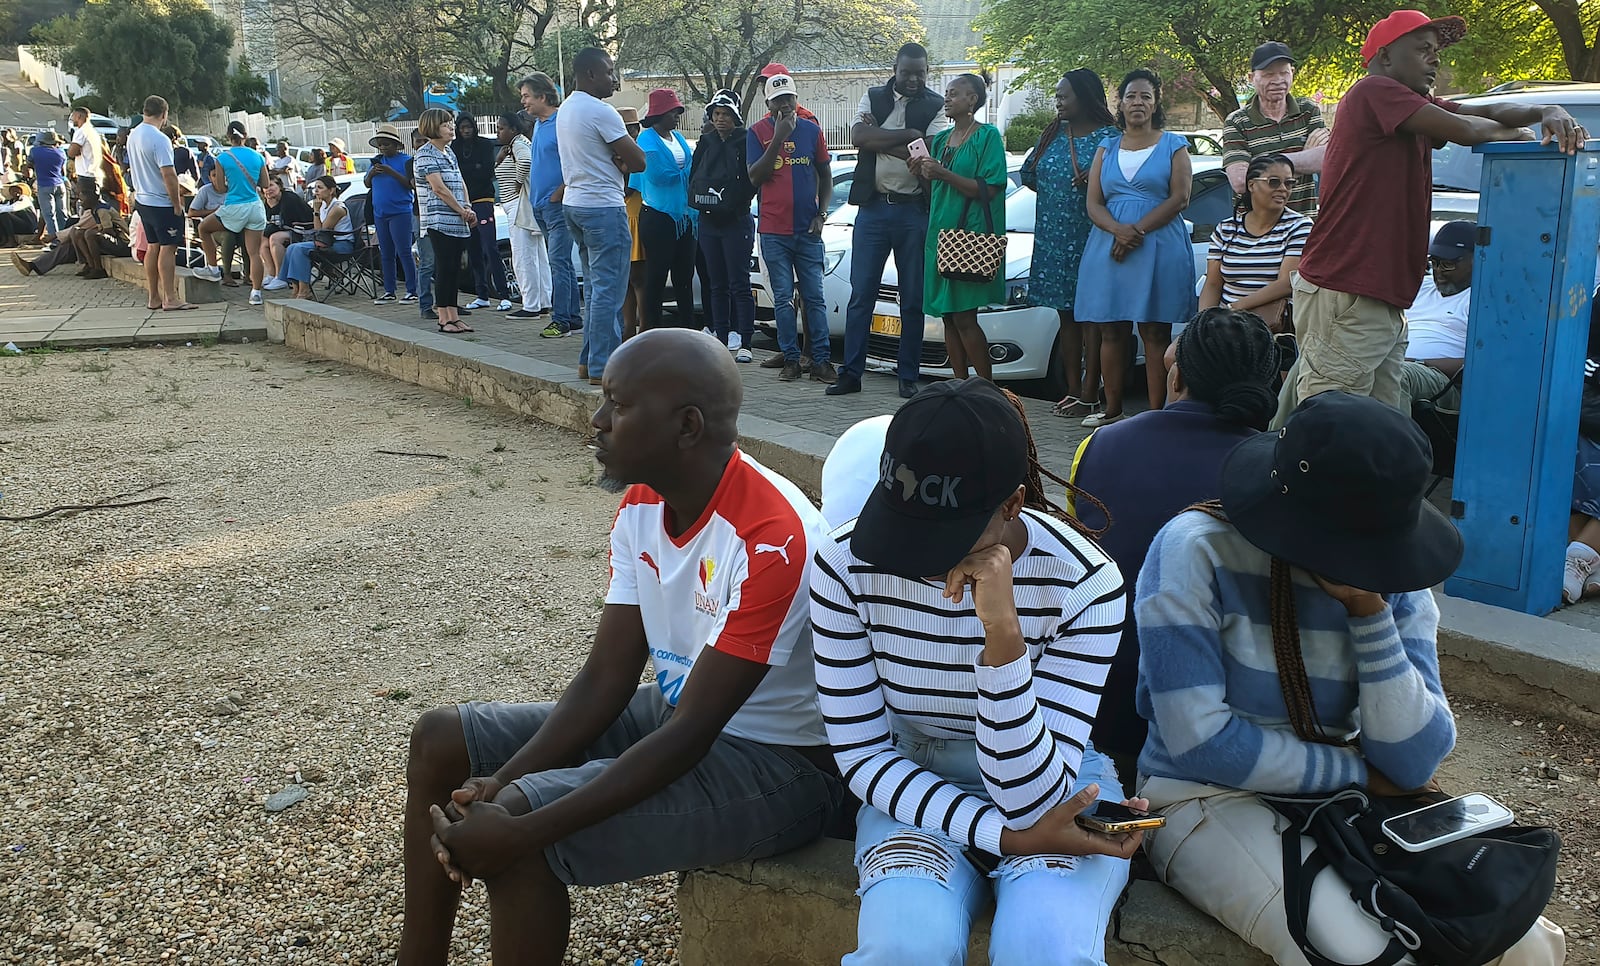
[644,88,685,121]
[1361,10,1466,67]
[760,63,790,78]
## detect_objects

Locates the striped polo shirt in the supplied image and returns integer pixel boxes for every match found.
[809,509,1124,855]
[1207,208,1313,305]
[1220,95,1326,215]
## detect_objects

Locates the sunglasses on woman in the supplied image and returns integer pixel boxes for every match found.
[1250,176,1298,190]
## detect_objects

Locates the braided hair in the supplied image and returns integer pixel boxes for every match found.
[999,388,1112,538]
[1173,307,1281,430]
[1237,153,1294,213]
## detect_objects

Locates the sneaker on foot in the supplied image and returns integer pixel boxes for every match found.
[401,292,418,302]
[465,298,493,310]
[262,277,289,291]
[810,360,839,384]
[508,308,540,319]
[540,321,569,339]
[779,360,803,382]
[735,348,753,363]
[496,299,513,311]
[1564,543,1600,603]
[248,290,263,305]
[373,292,397,304]
[1082,410,1126,428]
[424,309,439,321]
[193,265,223,282]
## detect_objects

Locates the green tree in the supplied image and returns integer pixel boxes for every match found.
[3,0,81,46]
[228,57,270,114]
[50,0,233,114]
[619,0,921,111]
[1446,0,1584,87]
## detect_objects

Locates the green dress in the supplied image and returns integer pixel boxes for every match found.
[924,122,1007,315]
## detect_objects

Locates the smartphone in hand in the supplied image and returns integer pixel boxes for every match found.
[1075,801,1167,835]
[906,137,929,161]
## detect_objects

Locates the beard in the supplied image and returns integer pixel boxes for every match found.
[1434,278,1466,296]
[596,466,629,493]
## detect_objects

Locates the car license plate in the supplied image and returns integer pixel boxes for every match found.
[871,314,902,337]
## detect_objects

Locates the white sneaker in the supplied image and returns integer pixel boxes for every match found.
[248,290,263,306]
[262,277,289,291]
[736,348,753,363]
[729,332,743,351]
[496,299,513,311]
[1563,543,1599,604]
[1082,411,1127,428]
[465,298,493,309]
[192,265,223,282]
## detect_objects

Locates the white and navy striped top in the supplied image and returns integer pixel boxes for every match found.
[1207,208,1313,305]
[810,509,1125,855]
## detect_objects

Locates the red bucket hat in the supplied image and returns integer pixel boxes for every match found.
[644,88,685,121]
[1361,10,1467,67]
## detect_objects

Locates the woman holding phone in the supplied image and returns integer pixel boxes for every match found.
[812,378,1144,965]
[910,73,1007,381]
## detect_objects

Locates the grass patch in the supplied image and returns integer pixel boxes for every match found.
[437,620,468,639]
[487,479,507,492]
[73,356,112,374]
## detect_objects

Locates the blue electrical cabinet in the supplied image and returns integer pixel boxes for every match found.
[1445,141,1600,615]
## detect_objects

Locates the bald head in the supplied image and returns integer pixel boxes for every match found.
[611,328,742,436]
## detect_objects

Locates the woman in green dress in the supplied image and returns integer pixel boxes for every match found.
[911,73,1007,380]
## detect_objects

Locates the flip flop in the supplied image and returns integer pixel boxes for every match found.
[437,323,468,334]
[163,303,201,311]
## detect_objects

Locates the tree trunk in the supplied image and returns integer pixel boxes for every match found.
[1531,0,1596,80]
[1169,22,1241,121]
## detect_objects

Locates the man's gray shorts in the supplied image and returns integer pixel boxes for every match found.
[459,685,844,886]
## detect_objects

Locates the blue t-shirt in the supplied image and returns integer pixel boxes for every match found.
[218,146,266,205]
[367,151,413,218]
[30,145,67,189]
[529,113,563,208]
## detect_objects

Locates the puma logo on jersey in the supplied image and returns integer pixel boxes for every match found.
[639,551,661,579]
[754,534,796,565]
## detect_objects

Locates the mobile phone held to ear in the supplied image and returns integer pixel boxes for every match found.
[1380,793,1514,852]
[1075,801,1167,834]
[906,137,929,161]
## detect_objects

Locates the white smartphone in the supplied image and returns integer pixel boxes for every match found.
[1380,793,1514,852]
[906,137,929,161]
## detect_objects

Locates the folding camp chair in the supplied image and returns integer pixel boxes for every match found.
[308,195,380,301]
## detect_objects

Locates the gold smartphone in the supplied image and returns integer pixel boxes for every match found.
[1075,801,1167,834]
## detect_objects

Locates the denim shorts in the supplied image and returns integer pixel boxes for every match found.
[459,685,845,886]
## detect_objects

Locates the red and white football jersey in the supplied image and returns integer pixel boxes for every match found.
[607,450,826,746]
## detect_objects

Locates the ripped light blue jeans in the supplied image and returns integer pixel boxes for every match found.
[846,733,1129,966]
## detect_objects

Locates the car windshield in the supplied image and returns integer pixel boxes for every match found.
[1432,102,1600,191]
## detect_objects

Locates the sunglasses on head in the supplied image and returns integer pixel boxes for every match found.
[1250,176,1298,189]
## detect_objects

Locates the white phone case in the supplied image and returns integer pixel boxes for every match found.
[1380,793,1514,852]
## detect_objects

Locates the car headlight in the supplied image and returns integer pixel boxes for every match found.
[823,249,846,276]
[1005,279,1030,306]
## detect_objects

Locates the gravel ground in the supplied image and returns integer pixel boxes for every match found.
[0,343,1596,965]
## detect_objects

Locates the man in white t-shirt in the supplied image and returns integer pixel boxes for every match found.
[269,142,301,193]
[127,95,194,311]
[402,329,844,965]
[1400,220,1475,410]
[67,107,102,216]
[556,47,646,387]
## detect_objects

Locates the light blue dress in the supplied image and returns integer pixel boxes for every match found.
[1074,130,1196,325]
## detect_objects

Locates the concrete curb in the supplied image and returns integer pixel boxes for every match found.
[268,301,1600,717]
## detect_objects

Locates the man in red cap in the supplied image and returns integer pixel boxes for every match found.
[759,63,819,123]
[1288,9,1586,415]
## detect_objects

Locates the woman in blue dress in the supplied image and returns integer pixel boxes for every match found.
[1022,69,1119,419]
[1075,68,1195,427]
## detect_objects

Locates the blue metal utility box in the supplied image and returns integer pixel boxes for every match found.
[1445,141,1600,615]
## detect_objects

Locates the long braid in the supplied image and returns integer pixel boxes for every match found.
[1000,388,1112,538]
[1184,501,1345,746]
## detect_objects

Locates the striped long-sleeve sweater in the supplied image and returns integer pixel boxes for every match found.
[1134,512,1456,794]
[810,509,1125,856]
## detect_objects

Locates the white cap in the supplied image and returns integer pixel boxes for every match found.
[820,415,894,530]
[764,74,797,103]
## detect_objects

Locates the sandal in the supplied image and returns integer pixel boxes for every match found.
[1050,395,1082,416]
[437,323,468,334]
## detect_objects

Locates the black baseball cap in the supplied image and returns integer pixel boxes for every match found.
[1429,220,1476,259]
[1251,42,1296,71]
[850,379,1029,577]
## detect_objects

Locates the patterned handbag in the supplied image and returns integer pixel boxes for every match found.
[936,179,1006,283]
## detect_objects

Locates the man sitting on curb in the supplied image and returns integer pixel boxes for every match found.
[12,207,130,279]
[399,329,845,966]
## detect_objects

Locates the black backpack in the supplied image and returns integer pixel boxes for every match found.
[689,133,753,219]
[1262,787,1560,966]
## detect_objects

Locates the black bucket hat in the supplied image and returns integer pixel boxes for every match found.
[1220,391,1463,592]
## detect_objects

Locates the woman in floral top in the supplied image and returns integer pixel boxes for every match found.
[1021,69,1119,419]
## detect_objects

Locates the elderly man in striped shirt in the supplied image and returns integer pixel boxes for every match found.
[1220,42,1330,215]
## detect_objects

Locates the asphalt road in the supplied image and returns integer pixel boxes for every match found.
[0,59,71,134]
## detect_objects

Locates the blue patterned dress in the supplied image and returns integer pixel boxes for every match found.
[1027,124,1117,312]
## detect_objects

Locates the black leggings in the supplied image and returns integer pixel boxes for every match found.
[639,206,698,329]
[428,229,468,310]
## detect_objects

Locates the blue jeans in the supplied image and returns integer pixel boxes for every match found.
[535,200,580,327]
[375,212,417,297]
[846,737,1129,965]
[843,199,928,381]
[415,215,435,315]
[283,238,354,283]
[38,184,70,237]
[700,213,756,348]
[565,204,630,377]
[761,232,830,364]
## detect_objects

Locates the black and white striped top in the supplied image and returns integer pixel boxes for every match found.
[1207,208,1313,305]
[809,509,1125,855]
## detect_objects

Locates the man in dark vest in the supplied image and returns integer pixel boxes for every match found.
[826,42,949,399]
